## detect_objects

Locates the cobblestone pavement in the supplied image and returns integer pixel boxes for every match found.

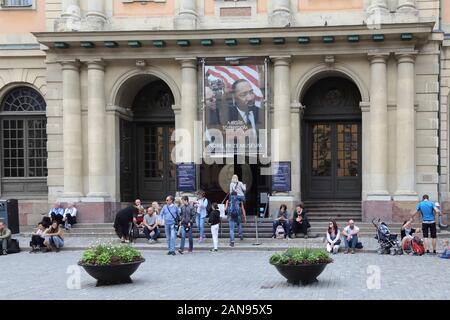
[1,249,449,300]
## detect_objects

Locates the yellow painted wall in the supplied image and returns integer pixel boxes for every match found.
[0,0,46,35]
[204,0,214,16]
[113,0,175,17]
[257,0,267,14]
[299,0,363,11]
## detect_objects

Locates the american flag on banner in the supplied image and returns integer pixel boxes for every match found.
[205,65,264,108]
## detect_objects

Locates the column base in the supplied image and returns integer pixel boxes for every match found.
[61,193,83,200]
[363,200,417,223]
[87,192,110,198]
[392,192,418,201]
[366,192,391,201]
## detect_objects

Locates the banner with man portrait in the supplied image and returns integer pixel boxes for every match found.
[203,63,267,156]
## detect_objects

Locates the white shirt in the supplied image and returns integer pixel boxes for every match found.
[343,225,359,236]
[64,207,77,217]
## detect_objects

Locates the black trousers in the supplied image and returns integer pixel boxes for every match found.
[64,214,77,225]
[51,213,63,225]
[30,235,45,247]
[291,220,308,235]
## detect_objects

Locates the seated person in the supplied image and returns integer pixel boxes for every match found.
[30,223,46,253]
[0,222,12,256]
[291,203,311,238]
[272,204,291,239]
[135,207,145,227]
[43,221,64,252]
[63,202,77,230]
[326,220,341,254]
[48,202,64,225]
[400,220,421,253]
[439,239,450,259]
[342,219,360,254]
[143,207,160,243]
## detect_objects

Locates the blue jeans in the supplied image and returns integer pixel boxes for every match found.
[164,223,176,253]
[143,226,160,240]
[180,226,193,251]
[343,235,358,249]
[228,217,243,243]
[48,236,64,248]
[196,215,206,239]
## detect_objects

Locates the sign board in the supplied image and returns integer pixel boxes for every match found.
[176,163,196,192]
[272,162,291,192]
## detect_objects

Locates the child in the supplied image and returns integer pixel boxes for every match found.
[29,223,46,253]
[439,239,450,259]
[209,202,221,252]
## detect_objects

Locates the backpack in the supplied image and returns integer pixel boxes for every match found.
[228,196,240,222]
[275,225,285,239]
[411,236,425,255]
[7,239,21,254]
[206,199,213,217]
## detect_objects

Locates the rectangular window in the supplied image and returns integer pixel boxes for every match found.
[1,0,33,8]
[2,117,47,178]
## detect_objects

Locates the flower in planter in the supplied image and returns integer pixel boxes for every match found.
[79,243,144,266]
[270,248,333,266]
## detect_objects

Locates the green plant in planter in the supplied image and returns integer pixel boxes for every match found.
[270,248,333,265]
[79,243,144,266]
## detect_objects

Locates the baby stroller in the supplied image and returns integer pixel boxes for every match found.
[372,218,403,255]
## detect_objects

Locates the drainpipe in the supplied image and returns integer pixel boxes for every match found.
[437,0,442,204]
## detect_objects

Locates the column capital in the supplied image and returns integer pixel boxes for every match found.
[290,102,304,114]
[171,104,181,115]
[395,51,418,63]
[60,59,81,70]
[86,59,106,70]
[270,56,291,66]
[176,57,198,69]
[368,52,390,63]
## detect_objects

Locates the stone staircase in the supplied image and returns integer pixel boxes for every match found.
[303,200,362,223]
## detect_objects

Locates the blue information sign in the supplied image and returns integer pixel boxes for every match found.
[272,162,291,192]
[177,163,196,192]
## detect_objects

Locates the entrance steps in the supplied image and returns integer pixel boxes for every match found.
[303,201,362,222]
[19,220,449,239]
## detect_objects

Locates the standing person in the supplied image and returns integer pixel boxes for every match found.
[48,202,64,225]
[62,202,77,230]
[209,203,221,252]
[194,190,208,243]
[43,221,64,252]
[0,222,11,255]
[29,223,46,253]
[179,196,196,254]
[342,220,360,254]
[229,174,246,240]
[160,195,180,256]
[291,203,311,238]
[271,204,291,239]
[143,207,160,243]
[113,205,138,243]
[326,220,341,254]
[409,194,440,255]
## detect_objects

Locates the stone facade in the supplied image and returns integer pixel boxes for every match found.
[1,0,450,224]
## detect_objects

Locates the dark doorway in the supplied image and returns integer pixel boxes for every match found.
[120,79,176,202]
[301,77,362,200]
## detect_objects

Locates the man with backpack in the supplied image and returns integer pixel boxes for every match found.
[410,194,440,255]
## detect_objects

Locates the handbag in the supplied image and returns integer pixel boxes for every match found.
[167,205,180,231]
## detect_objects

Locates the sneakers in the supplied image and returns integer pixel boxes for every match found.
[239,235,244,241]
[210,249,218,252]
[229,242,234,247]
[271,235,276,239]
[178,249,184,255]
[351,249,355,254]
[332,246,339,254]
[167,251,176,256]
[188,249,193,254]
[2,249,7,255]
[344,249,349,254]
[148,239,155,244]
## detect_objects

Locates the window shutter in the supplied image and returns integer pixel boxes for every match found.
[2,0,33,7]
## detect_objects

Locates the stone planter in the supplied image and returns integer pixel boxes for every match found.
[79,259,145,286]
[271,262,329,285]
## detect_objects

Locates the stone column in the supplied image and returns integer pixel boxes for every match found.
[360,102,370,201]
[56,0,81,31]
[367,53,390,200]
[61,60,83,197]
[367,0,388,13]
[174,0,198,29]
[86,0,106,30]
[290,102,303,201]
[177,58,198,164]
[394,52,418,200]
[270,0,292,27]
[87,59,109,198]
[271,56,291,163]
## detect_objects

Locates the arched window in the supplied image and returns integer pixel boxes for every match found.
[1,87,47,178]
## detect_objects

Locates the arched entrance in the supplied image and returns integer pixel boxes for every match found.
[301,76,362,200]
[119,76,176,202]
